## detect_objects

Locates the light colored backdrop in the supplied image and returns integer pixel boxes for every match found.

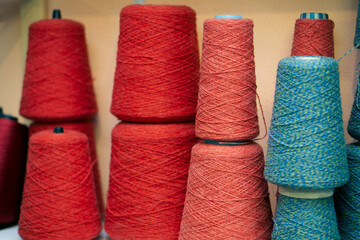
[1,0,359,212]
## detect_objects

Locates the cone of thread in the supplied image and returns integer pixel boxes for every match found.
[29,121,104,215]
[291,18,334,57]
[105,122,196,239]
[179,142,273,239]
[19,130,101,240]
[111,4,199,123]
[195,18,259,141]
[0,117,28,224]
[20,18,97,121]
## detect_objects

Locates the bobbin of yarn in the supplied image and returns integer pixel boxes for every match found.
[0,113,28,224]
[265,56,348,190]
[29,120,104,216]
[179,142,273,239]
[291,12,334,58]
[111,4,199,123]
[272,194,340,239]
[334,143,360,239]
[19,128,101,240]
[105,122,196,239]
[195,15,259,141]
[20,9,97,121]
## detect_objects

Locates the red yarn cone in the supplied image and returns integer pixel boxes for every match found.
[0,117,28,224]
[291,18,334,58]
[29,121,104,216]
[179,142,273,239]
[105,122,196,239]
[111,5,199,123]
[20,18,97,121]
[19,129,101,240]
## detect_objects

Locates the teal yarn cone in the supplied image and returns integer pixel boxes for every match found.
[272,195,340,240]
[354,0,360,48]
[265,56,348,189]
[347,63,360,140]
[334,143,360,239]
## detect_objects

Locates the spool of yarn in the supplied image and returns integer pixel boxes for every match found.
[105,122,196,239]
[195,16,259,141]
[348,65,360,140]
[354,0,360,48]
[19,128,101,240]
[29,121,104,215]
[20,11,97,121]
[291,13,334,58]
[334,143,360,239]
[179,142,273,239]
[0,114,28,224]
[111,5,199,123]
[265,56,348,189]
[272,194,340,239]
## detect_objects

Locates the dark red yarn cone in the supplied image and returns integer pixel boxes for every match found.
[19,129,101,240]
[111,5,199,123]
[0,117,28,224]
[29,121,104,216]
[20,18,97,121]
[105,122,197,240]
[291,18,334,58]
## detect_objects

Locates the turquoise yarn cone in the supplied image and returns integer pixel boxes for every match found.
[273,195,340,240]
[265,56,348,189]
[334,143,360,239]
[354,0,360,48]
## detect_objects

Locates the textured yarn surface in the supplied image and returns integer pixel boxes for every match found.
[19,130,101,240]
[334,143,360,239]
[111,5,199,123]
[20,18,97,121]
[355,0,360,48]
[0,118,28,224]
[291,18,334,58]
[265,56,348,189]
[29,121,104,216]
[105,122,196,239]
[195,18,259,141]
[272,195,340,239]
[347,63,360,140]
[179,142,273,239]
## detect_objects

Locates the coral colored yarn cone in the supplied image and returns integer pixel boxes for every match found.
[18,129,101,240]
[29,121,104,216]
[20,18,97,121]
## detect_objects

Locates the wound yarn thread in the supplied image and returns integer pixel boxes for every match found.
[29,121,104,216]
[0,117,28,224]
[105,122,196,240]
[334,143,360,239]
[272,195,340,239]
[291,18,334,58]
[20,18,97,121]
[179,142,273,239]
[18,130,101,240]
[347,63,360,140]
[265,56,348,189]
[195,18,259,141]
[111,5,199,123]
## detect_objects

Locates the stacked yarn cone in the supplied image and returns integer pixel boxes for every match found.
[334,2,360,238]
[0,109,28,227]
[266,13,347,239]
[105,4,199,239]
[179,15,273,239]
[18,9,102,239]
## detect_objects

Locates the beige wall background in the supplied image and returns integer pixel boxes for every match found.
[1,0,359,211]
